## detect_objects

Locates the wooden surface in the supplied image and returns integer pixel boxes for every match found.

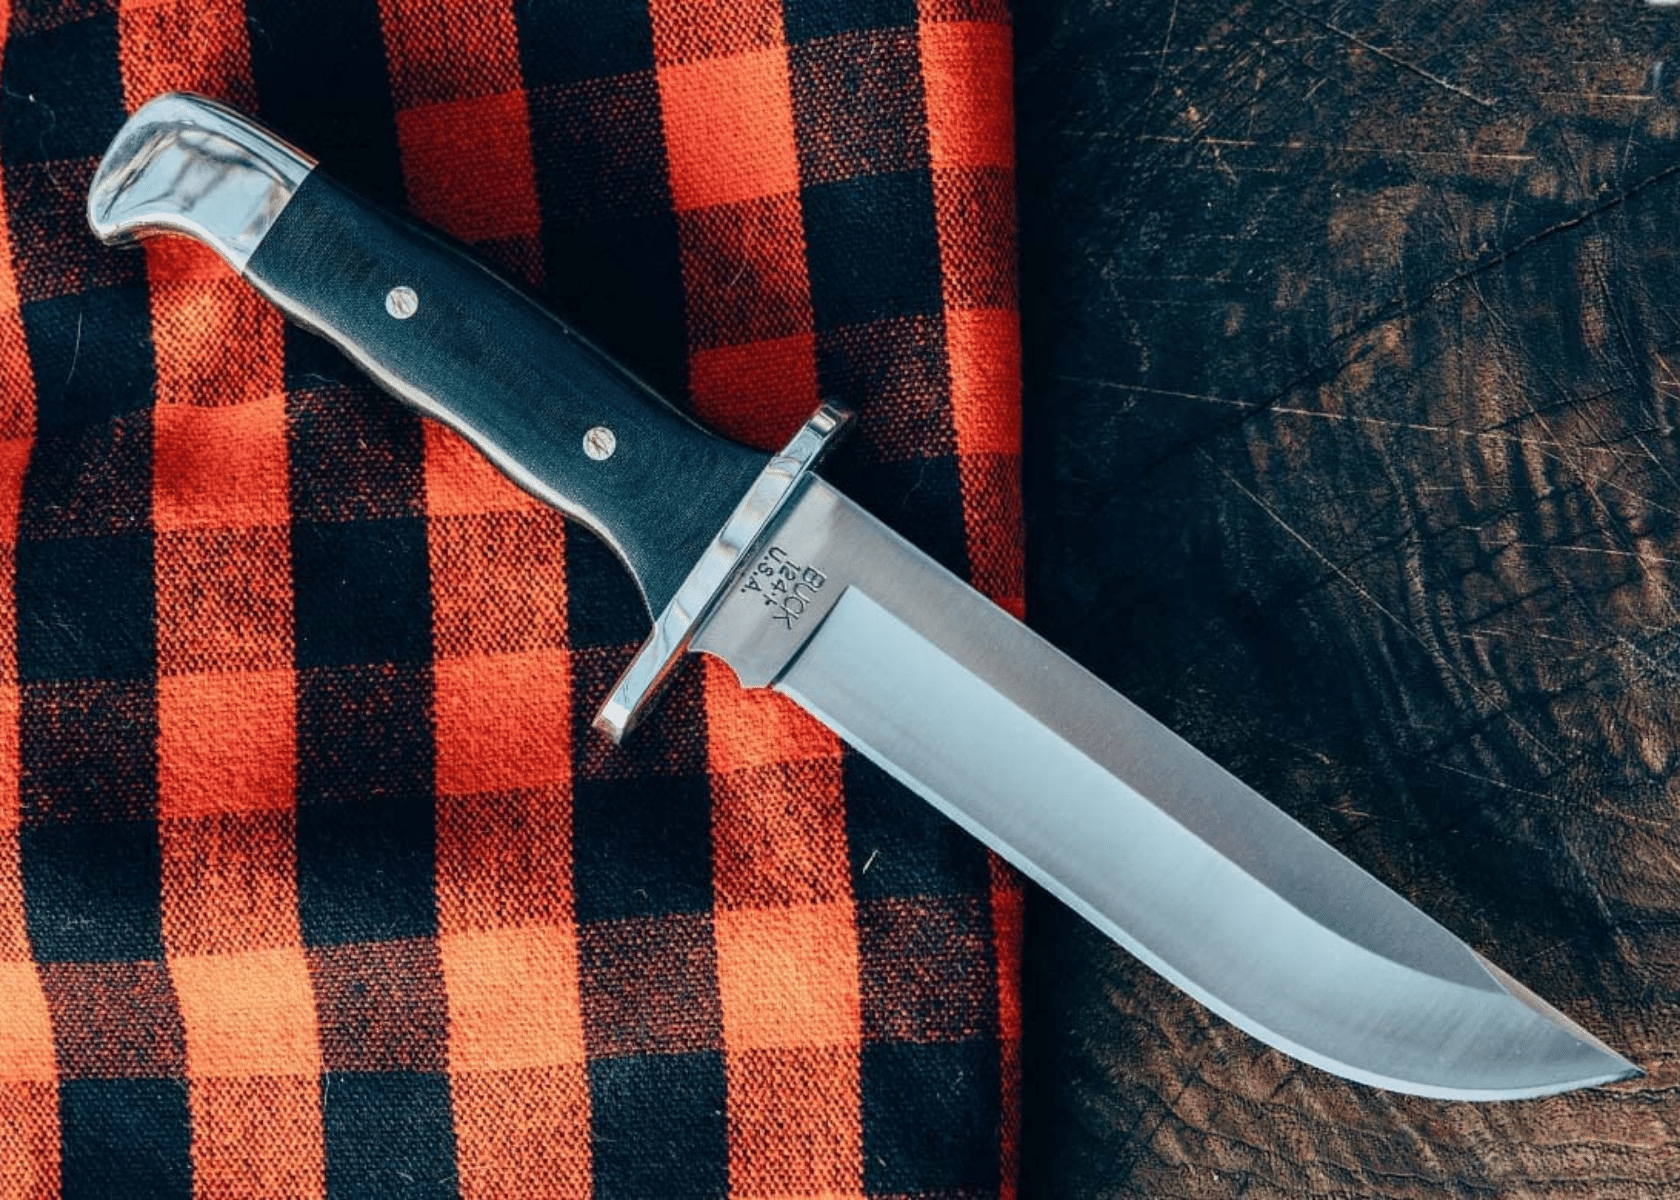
[1013,2,1680,1195]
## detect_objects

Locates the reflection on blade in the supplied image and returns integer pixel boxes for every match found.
[693,480,1638,1099]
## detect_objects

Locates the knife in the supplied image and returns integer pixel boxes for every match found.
[86,92,1638,1101]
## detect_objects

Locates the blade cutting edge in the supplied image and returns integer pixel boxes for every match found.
[692,478,1638,1099]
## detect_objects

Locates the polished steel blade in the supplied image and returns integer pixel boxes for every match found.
[692,478,1638,1099]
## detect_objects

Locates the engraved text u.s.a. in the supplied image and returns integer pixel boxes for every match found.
[738,544,829,629]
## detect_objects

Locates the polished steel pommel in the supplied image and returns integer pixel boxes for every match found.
[87,93,314,273]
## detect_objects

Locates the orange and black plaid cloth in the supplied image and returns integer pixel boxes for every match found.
[0,0,1023,1195]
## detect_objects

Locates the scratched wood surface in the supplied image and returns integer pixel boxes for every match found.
[1012,2,1680,1196]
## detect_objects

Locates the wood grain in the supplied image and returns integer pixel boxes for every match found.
[1014,2,1680,1195]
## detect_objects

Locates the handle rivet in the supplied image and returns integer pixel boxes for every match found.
[583,425,617,461]
[385,285,419,319]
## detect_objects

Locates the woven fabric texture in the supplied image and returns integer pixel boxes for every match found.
[0,0,1023,1195]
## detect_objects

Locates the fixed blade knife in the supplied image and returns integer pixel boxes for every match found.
[86,93,1638,1101]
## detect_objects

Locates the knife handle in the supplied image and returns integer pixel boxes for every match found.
[87,93,766,616]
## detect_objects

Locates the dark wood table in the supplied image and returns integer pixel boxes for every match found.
[1013,3,1679,1195]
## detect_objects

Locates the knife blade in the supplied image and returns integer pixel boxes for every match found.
[86,92,1639,1100]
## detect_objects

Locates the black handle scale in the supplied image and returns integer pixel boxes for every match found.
[244,171,768,615]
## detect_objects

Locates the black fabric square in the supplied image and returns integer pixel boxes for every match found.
[281,322,366,393]
[9,161,145,305]
[843,750,991,901]
[571,646,710,789]
[829,452,972,581]
[297,664,433,806]
[802,171,943,332]
[22,818,163,962]
[24,285,156,429]
[59,1078,192,1200]
[588,1052,728,1200]
[526,72,685,401]
[246,0,405,205]
[815,313,953,463]
[564,525,657,650]
[8,0,123,38]
[517,0,656,86]
[783,0,917,43]
[791,29,930,186]
[572,775,714,922]
[0,12,127,164]
[292,519,432,667]
[526,72,684,394]
[538,213,687,403]
[286,384,427,523]
[320,1071,458,1199]
[21,417,154,540]
[861,1039,1002,1195]
[16,533,155,681]
[528,75,671,224]
[296,661,435,946]
[21,679,157,825]
[297,789,439,946]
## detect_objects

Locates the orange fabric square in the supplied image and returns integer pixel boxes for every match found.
[171,946,321,1078]
[118,0,258,115]
[990,857,1024,1044]
[0,440,29,542]
[659,48,800,211]
[140,236,230,285]
[397,93,542,244]
[435,650,572,795]
[156,526,293,675]
[0,829,26,963]
[945,307,1021,457]
[687,333,818,450]
[148,266,284,413]
[189,1075,325,1199]
[725,1045,862,1197]
[424,421,544,518]
[0,961,54,1080]
[452,1065,591,1200]
[0,683,15,834]
[705,663,837,776]
[158,669,296,819]
[0,1080,58,1197]
[714,902,860,1051]
[379,0,522,107]
[0,552,11,689]
[161,812,303,957]
[920,21,1014,170]
[153,394,290,530]
[441,925,586,1072]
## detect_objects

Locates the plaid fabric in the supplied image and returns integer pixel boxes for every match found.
[0,0,1023,1196]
